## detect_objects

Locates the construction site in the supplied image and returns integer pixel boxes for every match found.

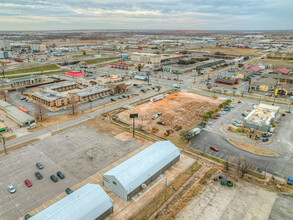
[117,92,222,137]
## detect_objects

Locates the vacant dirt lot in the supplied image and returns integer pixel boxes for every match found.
[117,92,222,137]
[199,47,259,56]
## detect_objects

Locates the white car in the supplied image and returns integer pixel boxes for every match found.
[7,185,16,194]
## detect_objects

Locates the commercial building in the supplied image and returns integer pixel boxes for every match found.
[0,39,11,50]
[243,104,280,132]
[71,86,111,102]
[30,184,113,220]
[43,81,77,92]
[271,67,291,75]
[0,100,35,126]
[10,75,43,88]
[103,141,180,201]
[247,65,262,74]
[31,90,70,107]
[237,70,253,80]
[0,51,11,59]
[215,75,239,85]
[250,78,278,92]
[131,52,161,64]
[196,59,226,70]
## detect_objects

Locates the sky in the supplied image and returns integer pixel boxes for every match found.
[0,0,292,31]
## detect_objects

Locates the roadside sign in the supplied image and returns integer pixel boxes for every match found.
[275,89,278,96]
[130,113,138,118]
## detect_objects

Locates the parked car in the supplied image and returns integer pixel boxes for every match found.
[229,104,236,108]
[219,111,226,115]
[212,116,218,119]
[50,175,58,182]
[224,107,231,111]
[20,96,26,100]
[262,137,269,142]
[0,118,4,122]
[282,113,286,116]
[35,172,43,180]
[24,179,32,187]
[235,120,242,124]
[152,114,159,120]
[133,83,138,87]
[157,112,162,116]
[232,122,240,127]
[27,123,37,130]
[157,121,165,125]
[118,97,123,99]
[122,95,127,98]
[215,114,221,117]
[99,96,104,99]
[110,98,116,101]
[207,121,213,125]
[57,171,65,179]
[233,87,237,90]
[36,162,44,169]
[66,188,73,194]
[210,146,219,152]
[262,132,272,137]
[242,113,247,117]
[7,185,16,193]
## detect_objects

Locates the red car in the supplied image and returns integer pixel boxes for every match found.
[210,146,219,152]
[215,114,221,117]
[24,179,32,187]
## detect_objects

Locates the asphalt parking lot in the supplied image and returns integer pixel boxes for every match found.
[0,125,143,219]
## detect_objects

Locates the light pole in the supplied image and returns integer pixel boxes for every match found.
[1,136,7,155]
[130,113,138,137]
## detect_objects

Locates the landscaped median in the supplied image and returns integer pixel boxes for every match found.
[226,138,279,157]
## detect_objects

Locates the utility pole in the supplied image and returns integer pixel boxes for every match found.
[1,137,7,155]
[89,99,93,110]
[130,114,138,137]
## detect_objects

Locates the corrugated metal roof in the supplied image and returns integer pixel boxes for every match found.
[104,141,180,194]
[5,106,35,125]
[30,184,113,220]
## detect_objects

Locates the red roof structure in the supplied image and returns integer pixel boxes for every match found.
[244,64,250,68]
[248,65,262,72]
[65,72,86,77]
[272,67,290,75]
[12,58,26,62]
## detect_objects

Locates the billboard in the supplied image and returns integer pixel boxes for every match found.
[150,94,164,102]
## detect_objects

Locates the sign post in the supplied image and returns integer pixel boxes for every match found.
[130,114,138,137]
[1,137,7,155]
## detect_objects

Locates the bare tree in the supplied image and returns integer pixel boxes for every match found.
[34,103,47,121]
[68,95,79,115]
[240,91,245,97]
[236,156,253,178]
[89,81,97,87]
[0,86,8,101]
[17,87,26,96]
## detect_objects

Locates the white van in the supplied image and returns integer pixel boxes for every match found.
[27,123,37,130]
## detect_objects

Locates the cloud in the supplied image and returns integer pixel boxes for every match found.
[0,0,292,30]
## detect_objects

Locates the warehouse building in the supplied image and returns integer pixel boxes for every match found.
[243,104,280,132]
[0,100,35,126]
[103,141,180,201]
[30,184,113,220]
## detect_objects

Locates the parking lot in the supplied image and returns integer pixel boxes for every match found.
[0,124,144,219]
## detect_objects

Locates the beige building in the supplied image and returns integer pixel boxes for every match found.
[71,86,111,102]
[250,78,278,92]
[131,52,161,64]
[43,81,77,92]
[31,90,69,107]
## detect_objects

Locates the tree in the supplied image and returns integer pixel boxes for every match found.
[236,156,253,178]
[89,81,97,87]
[17,87,26,96]
[34,103,47,121]
[238,63,244,68]
[0,88,8,101]
[114,85,122,94]
[69,95,79,115]
[83,51,86,56]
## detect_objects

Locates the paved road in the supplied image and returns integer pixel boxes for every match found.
[189,103,293,179]
[4,87,170,149]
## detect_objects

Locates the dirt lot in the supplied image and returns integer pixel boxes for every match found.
[176,178,277,220]
[117,92,222,137]
[198,47,259,56]
[250,59,293,68]
[0,125,145,219]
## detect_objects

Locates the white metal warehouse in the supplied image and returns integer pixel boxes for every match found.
[30,184,113,220]
[103,141,180,201]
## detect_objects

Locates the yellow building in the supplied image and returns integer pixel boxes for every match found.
[250,78,278,92]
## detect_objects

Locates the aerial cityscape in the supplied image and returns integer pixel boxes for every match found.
[0,1,293,220]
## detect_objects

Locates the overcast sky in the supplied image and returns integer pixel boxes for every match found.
[0,0,292,31]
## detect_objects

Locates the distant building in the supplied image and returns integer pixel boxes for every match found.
[31,89,70,107]
[243,104,279,132]
[271,67,290,75]
[71,86,111,102]
[215,75,239,85]
[247,65,262,74]
[103,141,180,201]
[43,81,77,92]
[131,52,161,64]
[237,70,253,80]
[0,51,11,59]
[0,39,11,50]
[107,83,130,94]
[30,184,113,220]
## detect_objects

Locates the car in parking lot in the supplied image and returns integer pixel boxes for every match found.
[118,96,123,99]
[157,121,165,125]
[206,121,213,125]
[212,116,218,119]
[36,162,44,169]
[242,113,247,117]
[210,146,219,152]
[232,122,240,127]
[224,107,230,111]
[7,185,16,193]
[57,171,65,179]
[215,114,221,117]
[110,98,116,101]
[122,95,127,98]
[35,172,43,180]
[24,179,32,187]
[65,188,73,194]
[50,175,59,182]
[229,104,236,108]
[262,137,269,142]
[235,120,241,124]
[219,111,226,115]
[262,132,272,137]
[157,112,162,116]
[24,214,32,219]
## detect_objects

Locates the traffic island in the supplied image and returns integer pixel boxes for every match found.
[226,138,279,157]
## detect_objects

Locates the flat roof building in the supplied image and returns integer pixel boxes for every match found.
[131,52,161,64]
[43,81,77,92]
[71,86,111,102]
[243,104,280,132]
[0,100,35,126]
[32,89,69,107]
[30,184,113,220]
[103,141,180,201]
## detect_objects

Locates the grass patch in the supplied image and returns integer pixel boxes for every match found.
[131,162,202,220]
[84,57,119,65]
[7,70,66,79]
[5,64,60,75]
[227,138,279,157]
